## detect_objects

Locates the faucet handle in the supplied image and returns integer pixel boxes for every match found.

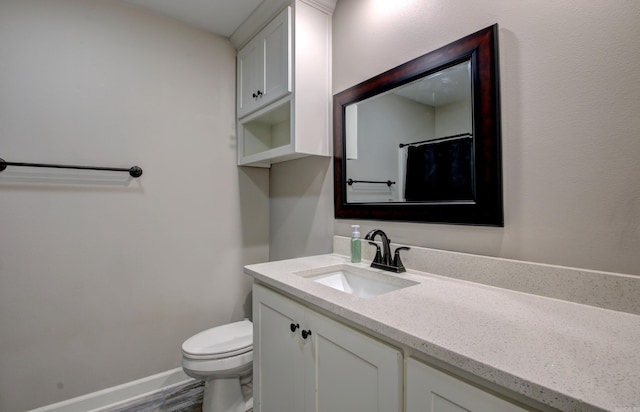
[392,247,410,272]
[368,242,383,264]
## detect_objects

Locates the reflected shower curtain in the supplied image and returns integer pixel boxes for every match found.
[404,139,473,201]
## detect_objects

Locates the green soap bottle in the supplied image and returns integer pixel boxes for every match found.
[351,224,361,263]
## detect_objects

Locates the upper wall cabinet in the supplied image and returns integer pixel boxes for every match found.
[237,9,291,119]
[236,1,335,167]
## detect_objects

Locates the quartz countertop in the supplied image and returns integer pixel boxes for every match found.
[244,254,640,412]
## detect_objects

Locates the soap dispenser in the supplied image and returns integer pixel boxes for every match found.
[351,225,361,263]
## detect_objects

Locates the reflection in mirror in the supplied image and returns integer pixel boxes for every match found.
[345,61,473,203]
[333,24,502,225]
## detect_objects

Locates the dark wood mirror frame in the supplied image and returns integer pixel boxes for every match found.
[333,24,503,226]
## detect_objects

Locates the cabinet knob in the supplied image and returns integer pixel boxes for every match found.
[290,323,300,332]
[252,90,263,99]
[301,329,312,339]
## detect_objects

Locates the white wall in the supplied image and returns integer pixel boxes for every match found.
[269,0,640,276]
[347,94,433,202]
[0,1,269,411]
[435,100,472,138]
[269,155,333,261]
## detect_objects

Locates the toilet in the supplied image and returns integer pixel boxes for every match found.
[181,319,253,412]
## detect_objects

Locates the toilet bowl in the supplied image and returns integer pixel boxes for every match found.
[182,320,253,412]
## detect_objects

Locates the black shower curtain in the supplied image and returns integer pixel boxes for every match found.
[404,139,473,201]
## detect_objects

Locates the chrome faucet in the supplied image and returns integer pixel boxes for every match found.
[364,229,410,273]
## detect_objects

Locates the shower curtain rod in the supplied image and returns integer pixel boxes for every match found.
[0,157,143,177]
[399,132,472,148]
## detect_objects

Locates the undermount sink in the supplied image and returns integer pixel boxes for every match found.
[296,265,418,298]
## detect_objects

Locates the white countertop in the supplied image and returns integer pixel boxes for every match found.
[245,254,640,412]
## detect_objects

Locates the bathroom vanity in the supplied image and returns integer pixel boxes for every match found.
[245,239,640,412]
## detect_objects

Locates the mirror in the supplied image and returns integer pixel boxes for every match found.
[333,24,502,226]
[344,61,473,203]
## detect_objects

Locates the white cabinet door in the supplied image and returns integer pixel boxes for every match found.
[307,310,402,412]
[237,39,263,119]
[237,8,291,119]
[406,357,527,412]
[253,284,306,412]
[261,7,291,108]
[253,284,402,412]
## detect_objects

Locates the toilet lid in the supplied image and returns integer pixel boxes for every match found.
[182,320,253,359]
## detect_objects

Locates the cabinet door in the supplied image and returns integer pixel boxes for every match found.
[237,7,291,119]
[253,284,306,412]
[406,358,527,412]
[261,6,291,108]
[237,38,263,119]
[306,310,403,412]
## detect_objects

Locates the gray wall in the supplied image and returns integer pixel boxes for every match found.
[269,0,640,276]
[347,94,433,203]
[0,1,269,411]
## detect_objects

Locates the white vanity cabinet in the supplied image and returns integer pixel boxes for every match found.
[253,283,403,412]
[406,357,527,412]
[236,1,333,167]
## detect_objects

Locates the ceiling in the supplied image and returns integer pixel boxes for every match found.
[394,61,472,107]
[120,0,265,37]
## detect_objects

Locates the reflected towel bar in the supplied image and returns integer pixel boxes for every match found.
[0,157,143,177]
[347,179,395,187]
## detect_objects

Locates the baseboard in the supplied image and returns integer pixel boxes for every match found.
[26,368,203,412]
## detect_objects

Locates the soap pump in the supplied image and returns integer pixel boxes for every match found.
[351,225,361,263]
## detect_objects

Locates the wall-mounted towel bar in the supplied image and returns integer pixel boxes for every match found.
[398,132,472,148]
[347,178,395,187]
[0,157,143,177]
